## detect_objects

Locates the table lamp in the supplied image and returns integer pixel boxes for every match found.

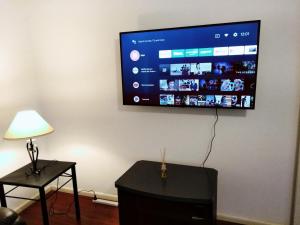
[4,110,54,175]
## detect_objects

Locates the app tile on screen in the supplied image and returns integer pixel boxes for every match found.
[206,95,216,106]
[159,64,170,75]
[170,64,191,76]
[190,63,212,75]
[212,62,234,75]
[234,79,244,91]
[160,94,175,105]
[221,79,234,91]
[179,79,199,91]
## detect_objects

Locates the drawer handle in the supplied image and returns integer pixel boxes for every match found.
[192,216,205,221]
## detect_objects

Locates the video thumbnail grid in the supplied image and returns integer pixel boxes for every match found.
[159,94,254,108]
[160,78,252,92]
[159,60,256,76]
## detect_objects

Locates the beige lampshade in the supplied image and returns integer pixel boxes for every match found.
[4,110,54,140]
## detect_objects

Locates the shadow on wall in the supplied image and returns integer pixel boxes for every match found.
[111,9,258,118]
[291,105,300,225]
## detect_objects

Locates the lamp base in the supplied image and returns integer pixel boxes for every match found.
[30,167,41,175]
[26,139,40,176]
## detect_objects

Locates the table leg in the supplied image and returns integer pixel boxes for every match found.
[0,183,7,207]
[39,188,49,225]
[71,165,81,220]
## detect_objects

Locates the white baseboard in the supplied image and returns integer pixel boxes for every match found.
[13,186,283,225]
[56,187,283,225]
[92,199,118,207]
[52,186,118,202]
[218,214,283,225]
[14,187,52,214]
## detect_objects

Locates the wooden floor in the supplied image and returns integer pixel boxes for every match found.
[20,192,242,225]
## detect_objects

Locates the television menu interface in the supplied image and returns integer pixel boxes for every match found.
[120,21,260,109]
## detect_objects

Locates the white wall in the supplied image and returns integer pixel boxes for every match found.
[0,0,299,224]
[0,0,42,209]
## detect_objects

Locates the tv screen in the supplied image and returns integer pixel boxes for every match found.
[120,20,260,109]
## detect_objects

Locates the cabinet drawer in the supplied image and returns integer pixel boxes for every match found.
[139,210,211,225]
[137,195,212,222]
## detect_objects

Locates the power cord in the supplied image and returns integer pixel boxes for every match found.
[49,178,97,216]
[48,178,71,216]
[83,190,97,200]
[202,108,219,167]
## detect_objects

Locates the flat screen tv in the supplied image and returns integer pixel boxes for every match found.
[120,20,260,109]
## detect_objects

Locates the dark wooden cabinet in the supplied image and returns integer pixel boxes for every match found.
[115,160,218,225]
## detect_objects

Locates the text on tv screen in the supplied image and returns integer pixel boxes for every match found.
[120,20,260,109]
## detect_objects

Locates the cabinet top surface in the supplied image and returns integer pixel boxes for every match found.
[115,160,218,203]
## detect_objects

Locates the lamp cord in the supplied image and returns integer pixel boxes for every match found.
[49,178,75,216]
[202,108,219,167]
[49,178,97,216]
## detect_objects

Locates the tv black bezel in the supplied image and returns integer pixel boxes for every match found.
[119,20,261,110]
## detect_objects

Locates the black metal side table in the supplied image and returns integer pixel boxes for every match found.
[0,160,80,225]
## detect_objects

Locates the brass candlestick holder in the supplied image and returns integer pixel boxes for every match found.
[160,148,167,179]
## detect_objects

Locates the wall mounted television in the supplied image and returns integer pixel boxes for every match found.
[120,20,260,109]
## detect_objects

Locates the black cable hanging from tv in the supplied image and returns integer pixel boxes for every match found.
[202,108,219,167]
